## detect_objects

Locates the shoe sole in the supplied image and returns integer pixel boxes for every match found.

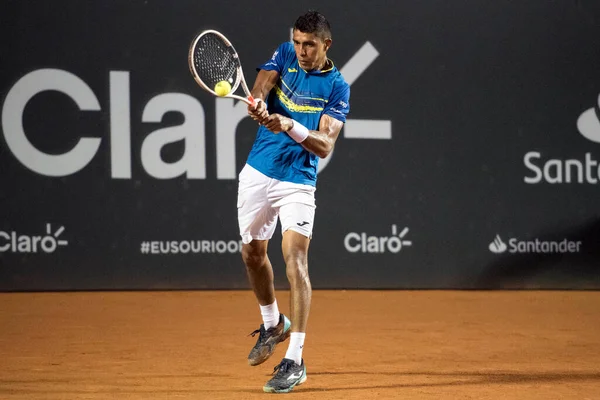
[263,369,307,393]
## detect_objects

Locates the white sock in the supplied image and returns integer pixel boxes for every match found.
[284,332,306,365]
[260,301,280,330]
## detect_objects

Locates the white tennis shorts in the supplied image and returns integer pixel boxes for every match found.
[237,164,316,244]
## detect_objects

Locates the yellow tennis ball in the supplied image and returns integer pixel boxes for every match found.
[214,80,231,97]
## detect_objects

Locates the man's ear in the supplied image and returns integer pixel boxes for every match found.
[324,38,332,51]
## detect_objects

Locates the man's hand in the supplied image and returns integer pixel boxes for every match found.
[247,100,269,125]
[262,113,294,134]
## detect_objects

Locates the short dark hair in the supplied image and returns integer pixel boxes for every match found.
[293,10,332,40]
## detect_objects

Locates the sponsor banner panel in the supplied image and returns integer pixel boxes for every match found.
[1,1,600,290]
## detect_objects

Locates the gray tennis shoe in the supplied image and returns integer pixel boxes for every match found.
[247,313,291,366]
[263,358,307,393]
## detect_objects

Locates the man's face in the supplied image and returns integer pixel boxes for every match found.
[292,29,331,71]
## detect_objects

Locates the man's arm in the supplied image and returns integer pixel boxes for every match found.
[250,69,279,101]
[247,69,279,123]
[262,114,344,159]
[299,115,343,158]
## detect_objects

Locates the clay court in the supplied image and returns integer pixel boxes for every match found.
[1,290,599,399]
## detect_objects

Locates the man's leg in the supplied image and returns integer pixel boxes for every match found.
[243,239,292,366]
[273,198,315,366]
[242,239,274,306]
[281,230,312,335]
[237,164,292,366]
[262,230,310,393]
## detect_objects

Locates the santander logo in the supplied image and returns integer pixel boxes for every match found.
[577,94,600,143]
[488,235,507,254]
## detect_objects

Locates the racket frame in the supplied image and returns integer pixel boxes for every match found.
[188,29,255,105]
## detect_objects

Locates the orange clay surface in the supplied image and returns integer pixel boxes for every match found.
[1,290,599,399]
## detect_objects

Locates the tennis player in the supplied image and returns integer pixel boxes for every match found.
[238,10,350,393]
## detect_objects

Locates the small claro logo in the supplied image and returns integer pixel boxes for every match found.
[344,225,411,254]
[0,224,68,253]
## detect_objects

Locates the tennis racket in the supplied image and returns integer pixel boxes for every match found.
[188,30,256,106]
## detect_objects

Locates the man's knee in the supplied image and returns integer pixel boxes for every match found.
[284,248,308,268]
[284,249,309,283]
[242,241,268,268]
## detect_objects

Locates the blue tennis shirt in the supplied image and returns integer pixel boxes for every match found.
[246,41,350,186]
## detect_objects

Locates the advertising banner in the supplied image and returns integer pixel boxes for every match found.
[2,1,600,290]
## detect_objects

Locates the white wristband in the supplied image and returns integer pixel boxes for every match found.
[287,119,309,143]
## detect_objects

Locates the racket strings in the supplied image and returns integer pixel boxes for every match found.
[192,34,240,89]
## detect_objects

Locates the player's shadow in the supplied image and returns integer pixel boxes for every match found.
[475,216,600,289]
[294,370,600,393]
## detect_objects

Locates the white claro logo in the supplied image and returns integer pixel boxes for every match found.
[1,43,388,179]
[344,225,411,254]
[1,69,237,179]
[524,94,600,184]
[0,224,68,253]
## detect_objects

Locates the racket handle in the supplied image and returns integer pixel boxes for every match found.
[248,97,265,110]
